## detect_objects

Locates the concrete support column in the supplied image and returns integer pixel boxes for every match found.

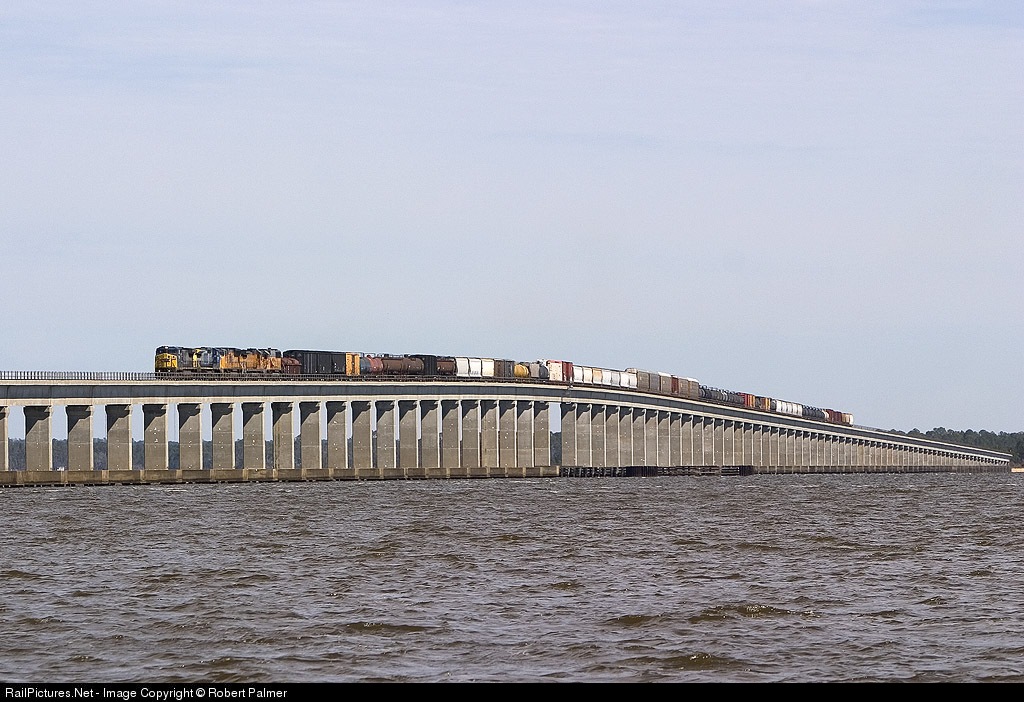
[700,417,713,466]
[575,403,592,468]
[605,405,619,469]
[376,400,398,479]
[398,400,420,477]
[67,405,94,472]
[515,400,533,474]
[241,402,265,471]
[461,400,480,474]
[325,401,349,476]
[143,404,169,471]
[618,406,632,467]
[272,402,294,472]
[25,406,52,472]
[178,403,203,471]
[644,410,657,468]
[105,404,133,471]
[590,404,605,469]
[533,402,550,469]
[351,401,373,477]
[712,419,725,466]
[691,416,704,466]
[441,400,460,475]
[768,426,779,468]
[721,420,733,467]
[210,403,235,471]
[0,407,6,471]
[630,407,645,467]
[656,411,670,468]
[801,431,811,467]
[498,400,518,475]
[420,400,441,478]
[480,399,499,476]
[299,402,322,472]
[680,415,694,467]
[669,414,681,468]
[560,403,577,468]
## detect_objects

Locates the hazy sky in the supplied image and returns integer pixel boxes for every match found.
[1,1,1021,433]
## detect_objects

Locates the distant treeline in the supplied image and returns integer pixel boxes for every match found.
[889,428,1024,465]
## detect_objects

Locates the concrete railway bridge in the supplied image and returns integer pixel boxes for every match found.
[0,372,1011,486]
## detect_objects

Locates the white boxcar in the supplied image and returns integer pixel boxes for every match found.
[546,360,565,383]
[481,358,495,377]
[776,400,803,417]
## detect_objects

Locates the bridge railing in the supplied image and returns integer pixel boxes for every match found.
[0,371,159,381]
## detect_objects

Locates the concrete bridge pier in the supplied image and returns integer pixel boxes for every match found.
[670,413,682,468]
[498,400,517,476]
[241,402,265,471]
[398,400,420,478]
[460,400,479,477]
[0,406,6,471]
[644,411,657,469]
[440,400,460,475]
[532,401,550,474]
[67,405,93,472]
[590,404,605,471]
[480,400,499,477]
[143,404,169,472]
[680,415,694,467]
[420,400,441,478]
[576,403,592,470]
[631,407,645,468]
[657,411,670,468]
[105,404,133,471]
[272,402,294,473]
[560,403,577,469]
[210,403,234,471]
[376,400,398,479]
[298,402,322,473]
[348,401,373,477]
[25,406,52,472]
[325,401,348,477]
[514,400,532,476]
[178,403,203,471]
[618,406,632,467]
[604,405,619,470]
[351,401,373,477]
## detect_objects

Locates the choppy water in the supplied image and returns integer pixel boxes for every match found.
[1,473,1023,683]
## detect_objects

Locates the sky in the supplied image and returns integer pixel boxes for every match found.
[1,1,1021,434]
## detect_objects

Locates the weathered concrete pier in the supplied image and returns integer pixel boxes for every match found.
[0,372,1010,486]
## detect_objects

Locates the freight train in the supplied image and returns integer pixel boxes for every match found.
[154,345,854,426]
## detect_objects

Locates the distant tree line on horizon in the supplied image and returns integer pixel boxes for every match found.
[888,428,1024,465]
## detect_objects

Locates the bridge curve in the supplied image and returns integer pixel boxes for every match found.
[0,373,1011,486]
